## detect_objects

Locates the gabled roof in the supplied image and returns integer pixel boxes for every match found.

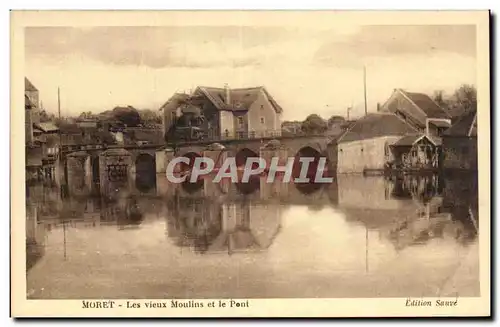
[195,86,283,113]
[338,112,418,144]
[34,122,59,133]
[443,109,477,137]
[159,93,190,112]
[398,89,450,120]
[25,77,38,92]
[392,134,442,147]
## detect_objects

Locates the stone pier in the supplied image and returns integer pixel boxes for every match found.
[98,148,133,199]
[259,140,289,171]
[66,151,91,197]
[155,146,175,174]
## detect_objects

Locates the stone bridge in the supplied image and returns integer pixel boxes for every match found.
[158,134,335,174]
[61,144,160,198]
[61,134,335,199]
[169,135,332,159]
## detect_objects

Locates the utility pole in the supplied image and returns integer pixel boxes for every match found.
[347,106,352,121]
[363,65,368,116]
[57,87,62,156]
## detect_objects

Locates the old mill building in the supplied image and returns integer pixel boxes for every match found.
[161,85,283,141]
[330,88,452,174]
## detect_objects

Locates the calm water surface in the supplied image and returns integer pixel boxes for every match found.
[26,173,479,299]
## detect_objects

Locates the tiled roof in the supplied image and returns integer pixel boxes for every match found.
[392,134,442,147]
[400,89,450,120]
[442,109,477,137]
[34,122,59,133]
[393,134,422,147]
[338,112,418,143]
[159,93,190,112]
[25,77,38,92]
[196,86,283,113]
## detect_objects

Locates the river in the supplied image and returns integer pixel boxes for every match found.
[25,173,479,299]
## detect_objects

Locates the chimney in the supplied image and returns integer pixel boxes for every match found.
[377,102,381,111]
[224,83,230,105]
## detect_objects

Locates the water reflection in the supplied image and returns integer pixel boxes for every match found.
[166,197,282,254]
[26,172,479,298]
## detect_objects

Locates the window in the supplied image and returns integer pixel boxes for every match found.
[260,105,264,110]
[238,117,243,126]
[260,117,265,124]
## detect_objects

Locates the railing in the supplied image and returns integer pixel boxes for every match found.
[207,130,283,141]
[168,128,331,144]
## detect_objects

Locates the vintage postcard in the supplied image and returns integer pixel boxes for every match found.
[11,10,490,318]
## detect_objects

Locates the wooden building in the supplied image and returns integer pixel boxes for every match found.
[442,109,477,171]
[389,134,442,171]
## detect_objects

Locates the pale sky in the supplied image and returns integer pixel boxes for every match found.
[25,25,476,121]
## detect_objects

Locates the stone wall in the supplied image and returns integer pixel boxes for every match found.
[99,148,133,198]
[155,147,174,173]
[335,136,401,174]
[66,151,91,196]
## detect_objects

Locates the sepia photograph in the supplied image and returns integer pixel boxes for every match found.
[10,10,490,317]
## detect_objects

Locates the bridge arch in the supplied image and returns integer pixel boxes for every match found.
[91,155,100,194]
[235,175,260,195]
[292,146,324,179]
[295,181,323,195]
[179,151,203,172]
[235,148,259,168]
[135,153,156,192]
[181,178,204,194]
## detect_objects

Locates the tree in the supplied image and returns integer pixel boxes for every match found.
[452,84,477,113]
[112,106,141,127]
[301,114,328,135]
[78,111,94,120]
[436,84,477,119]
[432,90,447,108]
[39,110,56,122]
[138,109,162,125]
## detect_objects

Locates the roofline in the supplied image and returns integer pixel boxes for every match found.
[415,134,437,146]
[159,92,190,111]
[426,94,452,119]
[195,85,283,114]
[336,116,360,143]
[397,89,430,118]
[259,86,283,114]
[398,88,451,119]
[25,77,38,92]
[390,134,438,147]
[467,111,478,137]
[379,89,400,112]
[337,112,419,143]
[339,134,402,144]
